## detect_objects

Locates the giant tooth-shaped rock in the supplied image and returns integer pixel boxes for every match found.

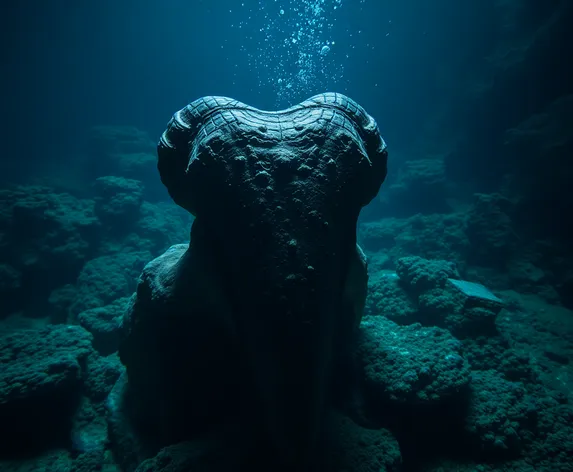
[117,93,388,470]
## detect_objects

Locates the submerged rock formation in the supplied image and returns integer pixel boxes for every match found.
[112,93,389,470]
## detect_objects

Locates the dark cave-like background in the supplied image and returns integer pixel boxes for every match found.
[1,1,572,471]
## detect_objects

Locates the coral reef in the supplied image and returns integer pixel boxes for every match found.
[357,316,471,405]
[0,325,93,455]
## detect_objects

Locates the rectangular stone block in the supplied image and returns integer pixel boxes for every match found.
[447,278,504,314]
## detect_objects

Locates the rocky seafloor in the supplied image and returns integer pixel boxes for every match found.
[0,112,572,471]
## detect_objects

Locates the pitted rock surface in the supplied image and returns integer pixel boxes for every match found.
[120,93,388,469]
[158,93,387,216]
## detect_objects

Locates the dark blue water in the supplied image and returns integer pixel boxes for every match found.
[5,0,493,180]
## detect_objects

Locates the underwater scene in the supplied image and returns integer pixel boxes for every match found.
[1,1,572,471]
